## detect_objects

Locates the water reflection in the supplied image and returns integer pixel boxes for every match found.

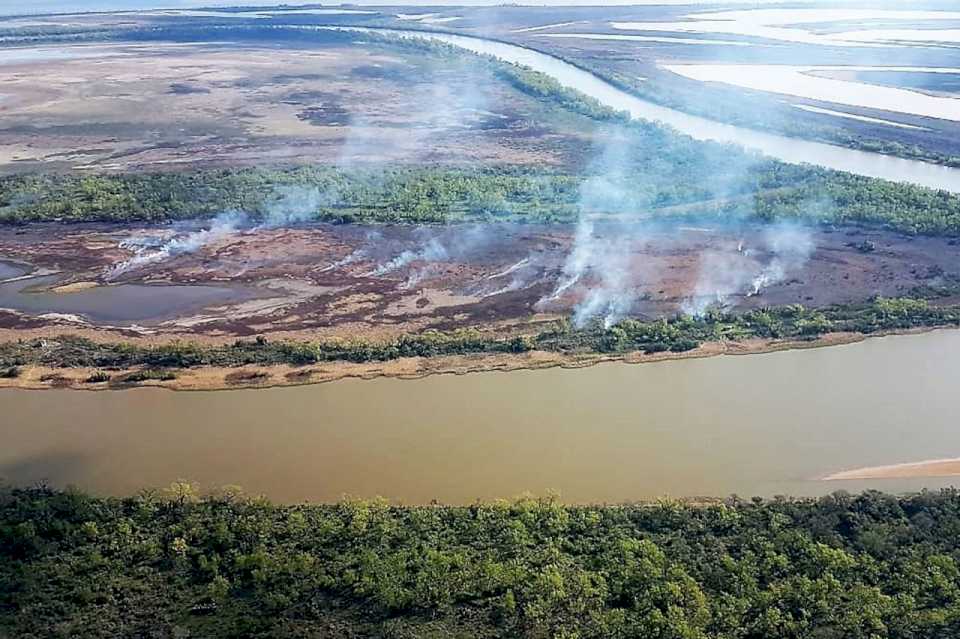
[0,274,254,323]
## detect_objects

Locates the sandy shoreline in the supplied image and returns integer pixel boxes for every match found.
[0,328,904,392]
[823,458,960,481]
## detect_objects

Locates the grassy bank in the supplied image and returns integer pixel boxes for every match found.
[1,297,957,379]
[4,486,960,637]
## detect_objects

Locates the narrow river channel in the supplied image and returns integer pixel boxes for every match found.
[4,330,960,503]
[331,27,960,193]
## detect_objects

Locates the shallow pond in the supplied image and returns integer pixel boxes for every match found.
[610,9,960,48]
[0,260,27,281]
[0,275,253,324]
[663,64,960,122]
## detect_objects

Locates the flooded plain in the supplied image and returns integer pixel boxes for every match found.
[3,330,960,503]
[351,27,960,192]
[610,9,960,48]
[663,64,960,122]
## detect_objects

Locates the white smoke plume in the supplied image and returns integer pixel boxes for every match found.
[541,130,655,327]
[261,185,323,227]
[368,225,494,287]
[681,247,757,317]
[682,222,815,316]
[749,222,815,296]
[106,211,249,280]
[469,256,546,298]
[572,235,635,329]
[370,237,447,277]
[318,230,383,274]
[486,257,530,281]
[106,186,326,279]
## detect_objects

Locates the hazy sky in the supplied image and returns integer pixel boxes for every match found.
[0,0,832,17]
[1,0,945,17]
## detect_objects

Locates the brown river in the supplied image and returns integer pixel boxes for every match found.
[2,330,960,503]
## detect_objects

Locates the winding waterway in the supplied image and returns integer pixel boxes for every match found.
[4,330,960,503]
[336,27,960,192]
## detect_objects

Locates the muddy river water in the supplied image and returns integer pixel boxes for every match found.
[3,330,960,503]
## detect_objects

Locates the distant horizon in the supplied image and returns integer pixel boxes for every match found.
[1,0,923,19]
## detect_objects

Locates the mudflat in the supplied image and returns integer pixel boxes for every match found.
[0,40,589,173]
[0,222,956,341]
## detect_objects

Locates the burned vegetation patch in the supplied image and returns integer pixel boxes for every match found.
[296,100,351,127]
[270,72,325,84]
[224,369,272,386]
[168,83,210,95]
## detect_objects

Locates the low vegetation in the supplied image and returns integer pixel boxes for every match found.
[83,371,111,384]
[5,485,960,637]
[1,296,957,373]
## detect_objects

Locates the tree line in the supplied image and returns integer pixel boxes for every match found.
[4,163,960,235]
[5,485,960,637]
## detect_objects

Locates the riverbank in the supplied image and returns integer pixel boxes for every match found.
[0,327,921,392]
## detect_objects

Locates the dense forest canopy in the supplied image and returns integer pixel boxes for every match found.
[4,164,960,236]
[5,486,960,638]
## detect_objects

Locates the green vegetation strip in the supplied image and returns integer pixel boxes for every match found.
[6,485,960,637]
[1,297,956,372]
[3,164,960,235]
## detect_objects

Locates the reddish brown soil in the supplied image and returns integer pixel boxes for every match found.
[0,221,957,344]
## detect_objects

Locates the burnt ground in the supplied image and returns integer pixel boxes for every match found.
[0,220,957,345]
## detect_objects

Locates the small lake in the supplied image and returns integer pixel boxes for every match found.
[3,330,960,503]
[0,275,252,323]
